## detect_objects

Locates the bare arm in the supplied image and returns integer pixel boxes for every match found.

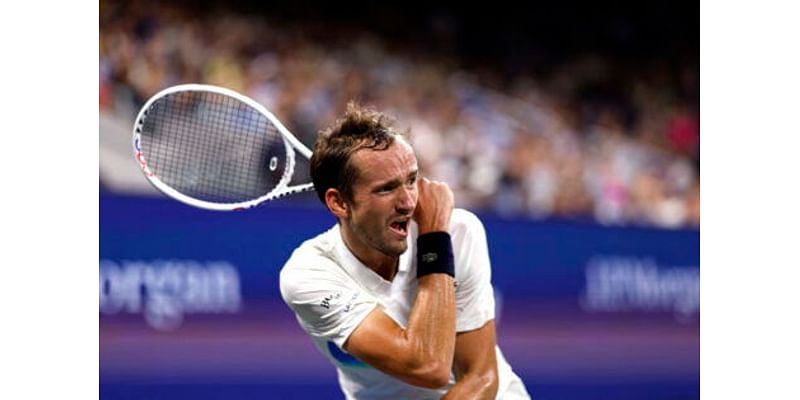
[343,178,457,388]
[442,320,500,399]
[344,273,455,388]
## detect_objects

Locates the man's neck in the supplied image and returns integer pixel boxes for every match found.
[339,226,398,282]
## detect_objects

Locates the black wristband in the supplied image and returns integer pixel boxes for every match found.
[416,231,455,278]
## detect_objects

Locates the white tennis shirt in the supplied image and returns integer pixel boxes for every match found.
[280,209,531,399]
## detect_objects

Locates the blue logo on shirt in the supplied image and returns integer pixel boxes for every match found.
[327,341,368,368]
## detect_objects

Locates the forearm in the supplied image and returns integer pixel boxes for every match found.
[401,272,456,384]
[340,271,456,389]
[403,194,457,383]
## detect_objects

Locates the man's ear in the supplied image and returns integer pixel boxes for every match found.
[325,188,349,219]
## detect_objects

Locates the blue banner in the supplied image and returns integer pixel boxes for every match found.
[100,194,699,399]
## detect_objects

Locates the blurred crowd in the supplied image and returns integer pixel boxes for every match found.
[100,1,699,228]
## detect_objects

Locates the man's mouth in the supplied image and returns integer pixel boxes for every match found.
[389,219,410,237]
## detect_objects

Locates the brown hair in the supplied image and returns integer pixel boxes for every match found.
[310,102,399,205]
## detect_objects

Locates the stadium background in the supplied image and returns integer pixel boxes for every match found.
[100,1,699,399]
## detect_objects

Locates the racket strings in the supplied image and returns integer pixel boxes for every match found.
[139,91,289,204]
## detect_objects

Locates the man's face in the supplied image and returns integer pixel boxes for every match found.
[343,139,419,258]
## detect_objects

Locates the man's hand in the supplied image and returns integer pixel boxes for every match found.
[414,177,454,234]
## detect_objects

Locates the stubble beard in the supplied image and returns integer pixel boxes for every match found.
[353,220,408,258]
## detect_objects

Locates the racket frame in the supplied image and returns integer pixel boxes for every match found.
[132,84,315,211]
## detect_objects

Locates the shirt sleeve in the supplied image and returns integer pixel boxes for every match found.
[280,258,379,348]
[450,209,496,333]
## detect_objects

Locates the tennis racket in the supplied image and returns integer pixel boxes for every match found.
[132,84,315,211]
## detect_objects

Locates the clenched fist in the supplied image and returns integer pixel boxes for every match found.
[413,177,454,234]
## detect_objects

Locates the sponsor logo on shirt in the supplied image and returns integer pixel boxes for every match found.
[320,292,341,309]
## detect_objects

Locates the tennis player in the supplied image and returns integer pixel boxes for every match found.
[280,103,531,399]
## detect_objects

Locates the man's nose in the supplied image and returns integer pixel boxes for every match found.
[396,186,416,214]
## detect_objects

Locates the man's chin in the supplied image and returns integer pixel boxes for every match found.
[379,242,408,258]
